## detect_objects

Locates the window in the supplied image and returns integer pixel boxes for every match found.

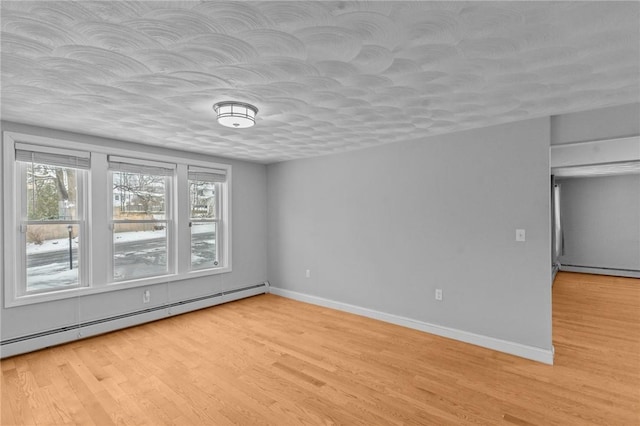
[188,166,226,270]
[15,144,89,295]
[3,131,231,307]
[109,156,174,282]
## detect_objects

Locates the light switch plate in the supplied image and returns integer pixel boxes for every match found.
[516,229,526,242]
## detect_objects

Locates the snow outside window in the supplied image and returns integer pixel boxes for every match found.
[15,146,89,295]
[188,166,226,270]
[109,157,174,282]
[4,131,232,307]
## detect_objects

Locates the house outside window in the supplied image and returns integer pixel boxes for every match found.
[3,132,232,307]
[188,166,227,270]
[109,156,174,282]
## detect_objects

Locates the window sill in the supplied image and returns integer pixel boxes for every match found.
[4,267,232,308]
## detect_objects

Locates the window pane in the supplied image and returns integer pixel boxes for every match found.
[26,163,79,220]
[113,223,167,281]
[189,180,217,219]
[26,223,80,292]
[113,171,166,219]
[191,222,217,269]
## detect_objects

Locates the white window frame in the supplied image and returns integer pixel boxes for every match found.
[17,159,89,295]
[109,156,176,283]
[188,166,227,271]
[6,141,91,301]
[2,131,232,308]
[182,165,231,279]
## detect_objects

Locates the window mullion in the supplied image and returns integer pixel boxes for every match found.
[90,153,109,288]
[176,164,190,275]
[16,162,27,297]
[4,131,231,307]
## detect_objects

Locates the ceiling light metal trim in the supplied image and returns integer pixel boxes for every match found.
[213,101,258,129]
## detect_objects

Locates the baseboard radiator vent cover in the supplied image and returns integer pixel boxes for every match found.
[1,282,267,355]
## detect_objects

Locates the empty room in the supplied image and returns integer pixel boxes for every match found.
[1,1,639,425]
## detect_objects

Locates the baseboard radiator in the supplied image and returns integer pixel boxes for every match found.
[1,282,268,359]
[560,264,640,278]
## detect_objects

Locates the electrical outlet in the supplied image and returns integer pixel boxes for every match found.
[306,269,311,278]
[143,290,150,304]
[435,288,443,301]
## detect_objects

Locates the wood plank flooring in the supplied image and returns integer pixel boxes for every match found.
[1,272,638,425]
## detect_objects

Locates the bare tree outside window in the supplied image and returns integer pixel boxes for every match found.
[22,162,83,292]
[111,169,170,281]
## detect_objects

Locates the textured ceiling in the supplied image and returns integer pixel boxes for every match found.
[1,1,639,163]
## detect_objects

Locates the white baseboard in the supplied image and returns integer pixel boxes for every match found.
[1,284,267,359]
[0,328,82,359]
[0,309,169,359]
[269,287,554,365]
[560,265,640,278]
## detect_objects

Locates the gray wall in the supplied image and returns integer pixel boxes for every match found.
[557,174,640,271]
[550,102,639,276]
[551,103,640,145]
[1,121,268,341]
[267,118,552,350]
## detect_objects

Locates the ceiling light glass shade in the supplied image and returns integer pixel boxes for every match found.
[213,101,258,128]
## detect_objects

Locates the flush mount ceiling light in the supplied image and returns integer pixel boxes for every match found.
[212,101,258,128]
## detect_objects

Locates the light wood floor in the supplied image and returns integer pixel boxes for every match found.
[1,272,638,425]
